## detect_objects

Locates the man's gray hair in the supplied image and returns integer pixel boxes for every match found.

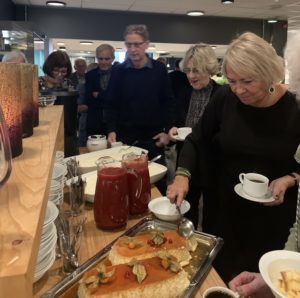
[2,50,27,63]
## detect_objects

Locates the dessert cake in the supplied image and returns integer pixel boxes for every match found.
[78,255,190,298]
[108,229,197,267]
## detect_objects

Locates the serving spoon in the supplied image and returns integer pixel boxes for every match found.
[176,205,195,238]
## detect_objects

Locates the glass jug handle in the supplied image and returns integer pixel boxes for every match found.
[127,168,142,199]
[0,105,12,187]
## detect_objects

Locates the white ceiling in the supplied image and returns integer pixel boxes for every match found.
[12,0,300,57]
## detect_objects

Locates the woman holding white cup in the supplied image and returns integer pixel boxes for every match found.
[167,32,300,282]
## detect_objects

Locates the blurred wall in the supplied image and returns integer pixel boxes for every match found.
[15,5,287,55]
[0,0,15,20]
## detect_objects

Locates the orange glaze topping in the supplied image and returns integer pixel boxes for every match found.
[84,257,179,295]
[115,230,187,257]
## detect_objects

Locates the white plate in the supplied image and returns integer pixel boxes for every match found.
[43,201,59,227]
[148,196,190,221]
[174,135,186,141]
[259,250,300,298]
[234,183,274,203]
[65,162,167,203]
[65,146,148,174]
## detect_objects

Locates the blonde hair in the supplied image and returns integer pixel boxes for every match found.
[284,31,300,96]
[182,44,219,76]
[222,32,284,86]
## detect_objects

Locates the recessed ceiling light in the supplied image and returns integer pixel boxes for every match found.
[34,40,44,44]
[57,42,65,45]
[80,41,93,45]
[222,0,234,4]
[187,10,205,16]
[211,45,217,49]
[46,1,66,7]
[267,19,278,23]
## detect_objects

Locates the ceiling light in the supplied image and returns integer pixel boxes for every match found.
[80,41,93,45]
[46,1,66,6]
[34,40,44,44]
[187,10,205,16]
[222,0,234,4]
[57,42,65,46]
[267,19,278,23]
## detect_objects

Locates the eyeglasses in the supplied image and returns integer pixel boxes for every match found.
[125,42,145,49]
[52,68,67,75]
[97,57,112,61]
[183,68,204,75]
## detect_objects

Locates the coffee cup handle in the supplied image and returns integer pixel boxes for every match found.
[239,173,245,184]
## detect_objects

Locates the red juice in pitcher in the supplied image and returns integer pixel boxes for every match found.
[94,167,129,230]
[123,154,151,215]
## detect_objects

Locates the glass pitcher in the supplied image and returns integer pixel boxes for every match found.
[122,152,151,216]
[0,105,12,187]
[93,157,141,230]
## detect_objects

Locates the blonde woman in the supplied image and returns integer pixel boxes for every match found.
[229,31,300,297]
[168,44,221,229]
[167,32,300,282]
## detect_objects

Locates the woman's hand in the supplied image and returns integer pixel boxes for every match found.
[266,175,295,206]
[168,127,178,141]
[229,271,273,298]
[153,132,170,147]
[166,175,189,206]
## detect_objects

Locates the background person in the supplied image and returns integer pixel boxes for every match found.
[106,24,173,161]
[39,50,72,90]
[85,44,115,137]
[168,44,220,229]
[2,50,27,63]
[167,32,300,282]
[69,58,87,89]
[228,31,300,297]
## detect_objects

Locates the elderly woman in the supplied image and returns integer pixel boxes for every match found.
[168,44,220,229]
[228,32,300,297]
[39,50,72,90]
[167,32,300,282]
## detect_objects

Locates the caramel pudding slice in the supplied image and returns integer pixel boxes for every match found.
[78,257,190,298]
[109,230,196,266]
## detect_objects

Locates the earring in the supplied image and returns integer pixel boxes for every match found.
[269,85,275,94]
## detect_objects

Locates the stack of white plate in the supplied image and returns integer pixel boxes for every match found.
[48,179,64,205]
[55,151,65,165]
[52,163,67,192]
[34,201,59,282]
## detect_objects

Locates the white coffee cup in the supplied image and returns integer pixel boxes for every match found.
[239,172,269,198]
[203,286,239,298]
[177,127,192,139]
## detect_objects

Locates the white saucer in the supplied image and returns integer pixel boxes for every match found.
[234,183,275,203]
[174,135,185,141]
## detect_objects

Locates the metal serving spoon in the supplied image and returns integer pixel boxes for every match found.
[176,205,195,238]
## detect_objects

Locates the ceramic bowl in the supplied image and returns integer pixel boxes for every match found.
[148,196,190,221]
[259,250,300,298]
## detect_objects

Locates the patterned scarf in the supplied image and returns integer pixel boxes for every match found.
[185,81,213,127]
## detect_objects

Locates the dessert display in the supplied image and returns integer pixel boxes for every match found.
[108,229,198,267]
[275,269,300,297]
[78,255,190,298]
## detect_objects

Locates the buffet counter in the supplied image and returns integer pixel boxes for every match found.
[33,185,226,297]
[0,106,64,298]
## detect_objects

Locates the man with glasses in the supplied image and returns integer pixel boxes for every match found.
[106,25,173,178]
[85,44,115,137]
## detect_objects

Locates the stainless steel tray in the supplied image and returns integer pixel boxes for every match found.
[41,217,223,298]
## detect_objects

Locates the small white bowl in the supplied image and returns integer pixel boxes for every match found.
[259,250,300,298]
[148,196,190,221]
